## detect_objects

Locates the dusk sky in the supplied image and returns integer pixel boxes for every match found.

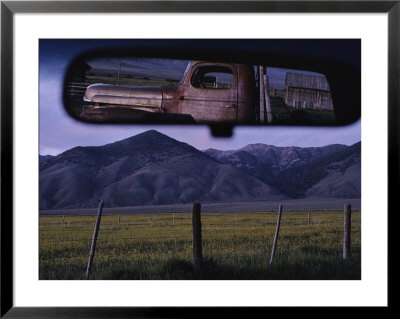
[39,39,361,156]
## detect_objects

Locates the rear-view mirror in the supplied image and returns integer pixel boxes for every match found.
[62,39,361,134]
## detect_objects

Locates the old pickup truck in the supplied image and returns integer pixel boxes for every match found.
[80,61,259,124]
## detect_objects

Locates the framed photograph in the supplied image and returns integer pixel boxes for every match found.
[1,1,395,317]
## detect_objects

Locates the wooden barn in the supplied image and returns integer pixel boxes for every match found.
[284,72,334,110]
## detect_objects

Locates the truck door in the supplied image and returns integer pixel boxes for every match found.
[179,63,238,122]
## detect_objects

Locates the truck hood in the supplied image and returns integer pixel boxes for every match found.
[84,83,163,109]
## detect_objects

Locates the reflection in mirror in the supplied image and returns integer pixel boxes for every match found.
[85,56,189,87]
[66,57,190,122]
[64,57,336,126]
[266,67,335,125]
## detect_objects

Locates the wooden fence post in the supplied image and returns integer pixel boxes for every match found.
[343,204,352,260]
[270,204,283,265]
[308,212,311,225]
[259,65,265,123]
[235,212,238,227]
[86,201,104,279]
[263,73,273,124]
[118,214,120,225]
[62,215,65,225]
[192,202,202,267]
[173,213,175,225]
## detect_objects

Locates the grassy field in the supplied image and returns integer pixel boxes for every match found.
[39,210,361,280]
[270,97,337,125]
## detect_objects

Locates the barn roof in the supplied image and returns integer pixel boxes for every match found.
[285,72,330,91]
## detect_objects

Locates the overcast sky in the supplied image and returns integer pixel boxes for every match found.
[39,39,361,156]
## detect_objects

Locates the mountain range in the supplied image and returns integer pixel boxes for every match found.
[39,130,360,210]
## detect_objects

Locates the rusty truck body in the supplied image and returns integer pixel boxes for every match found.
[80,61,257,123]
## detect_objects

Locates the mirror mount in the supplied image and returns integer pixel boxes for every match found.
[210,124,233,138]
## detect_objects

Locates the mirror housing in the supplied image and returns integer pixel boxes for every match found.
[63,39,361,136]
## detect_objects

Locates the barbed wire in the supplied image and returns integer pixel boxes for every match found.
[40,211,361,219]
[39,220,360,230]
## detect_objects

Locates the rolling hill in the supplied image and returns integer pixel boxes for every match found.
[205,142,360,199]
[39,130,360,210]
[274,142,361,198]
[204,143,348,185]
[39,130,286,209]
[39,154,54,164]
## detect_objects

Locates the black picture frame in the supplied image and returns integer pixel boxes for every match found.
[1,1,395,317]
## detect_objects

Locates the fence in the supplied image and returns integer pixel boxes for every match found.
[64,82,92,114]
[39,203,360,279]
[65,82,89,97]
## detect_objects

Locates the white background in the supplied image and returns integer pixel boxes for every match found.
[13,13,388,306]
